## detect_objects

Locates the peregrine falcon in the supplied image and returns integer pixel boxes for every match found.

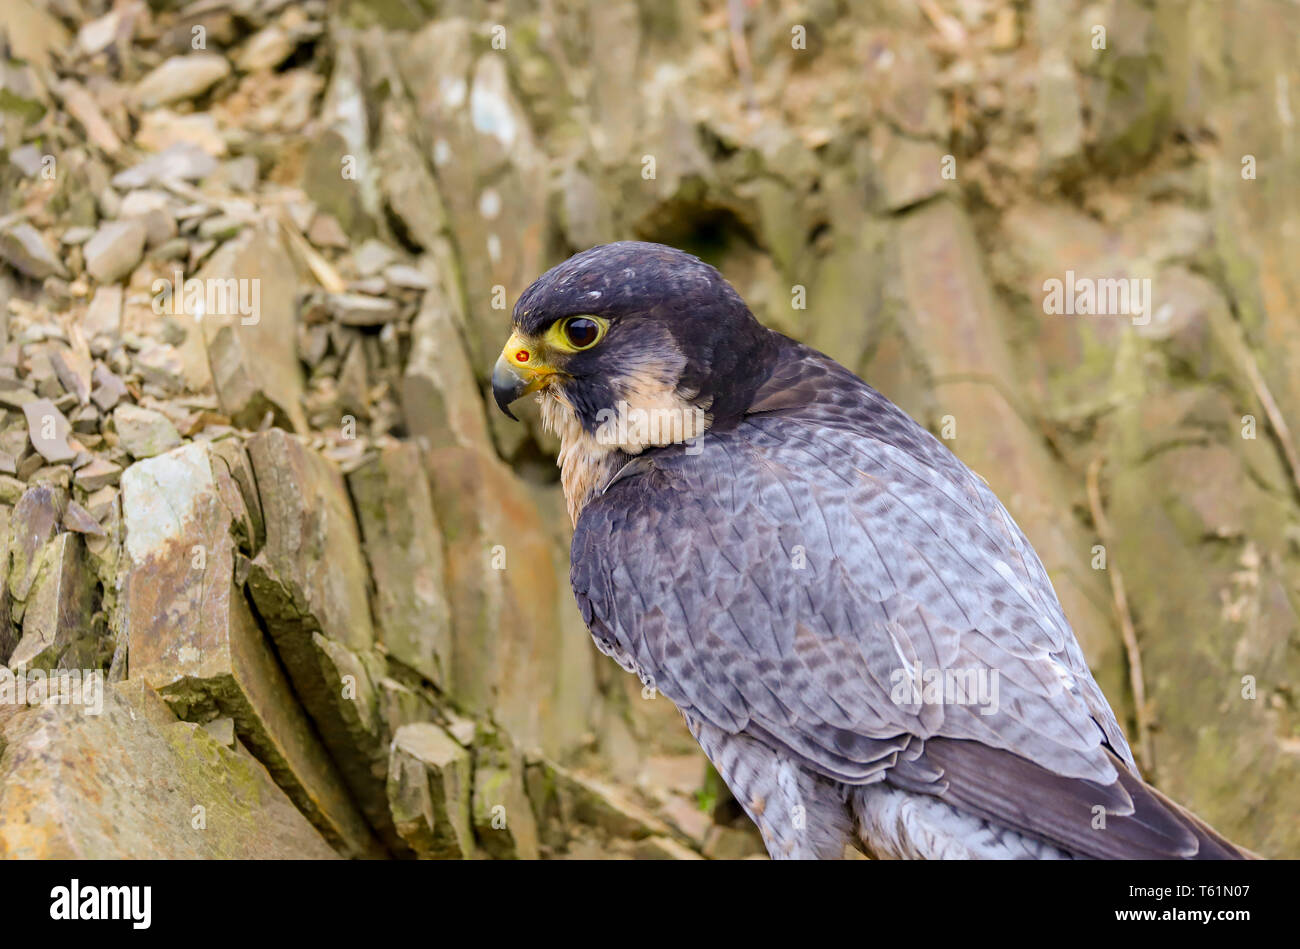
[491,241,1250,860]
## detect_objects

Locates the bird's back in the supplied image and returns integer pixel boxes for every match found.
[571,331,1249,859]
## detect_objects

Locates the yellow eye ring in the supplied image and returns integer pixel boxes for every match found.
[549,315,607,352]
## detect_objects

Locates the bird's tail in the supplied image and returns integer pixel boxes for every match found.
[881,738,1259,859]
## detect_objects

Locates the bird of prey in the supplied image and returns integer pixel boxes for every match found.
[491,241,1250,860]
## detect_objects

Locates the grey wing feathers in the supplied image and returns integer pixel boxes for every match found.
[569,341,1243,859]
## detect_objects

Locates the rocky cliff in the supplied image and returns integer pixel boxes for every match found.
[0,0,1294,858]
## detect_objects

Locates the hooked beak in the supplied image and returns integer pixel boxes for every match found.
[492,332,554,420]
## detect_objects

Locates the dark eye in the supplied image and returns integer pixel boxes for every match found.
[563,317,601,349]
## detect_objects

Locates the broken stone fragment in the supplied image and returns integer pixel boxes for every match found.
[1036,56,1085,169]
[373,98,450,250]
[873,132,948,212]
[83,285,123,338]
[347,276,387,296]
[545,762,677,842]
[121,188,171,220]
[306,213,349,249]
[72,457,121,491]
[21,398,76,464]
[8,532,99,671]
[134,344,187,393]
[62,499,104,537]
[197,215,245,242]
[237,26,297,72]
[523,758,566,850]
[200,716,237,748]
[375,676,433,741]
[245,430,375,656]
[382,264,433,290]
[112,404,180,459]
[401,284,492,452]
[68,405,98,434]
[209,437,263,550]
[387,722,474,859]
[5,488,81,637]
[25,353,64,401]
[335,337,369,420]
[213,155,258,192]
[111,143,219,190]
[204,325,282,427]
[47,348,92,405]
[124,205,177,249]
[0,476,24,505]
[0,220,69,280]
[657,793,714,846]
[137,110,226,158]
[0,389,37,411]
[16,454,43,482]
[131,53,232,109]
[29,466,72,491]
[354,239,398,277]
[151,237,188,262]
[8,145,43,177]
[418,439,581,754]
[471,730,540,859]
[83,220,146,284]
[0,683,340,858]
[197,229,307,432]
[445,714,476,748]
[75,10,120,56]
[119,441,385,858]
[0,59,47,126]
[90,363,127,411]
[54,80,123,157]
[60,227,93,246]
[329,292,400,326]
[82,485,116,522]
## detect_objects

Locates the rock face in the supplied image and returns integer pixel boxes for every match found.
[243,429,398,849]
[119,441,384,858]
[0,682,338,859]
[0,0,1294,860]
[347,442,452,688]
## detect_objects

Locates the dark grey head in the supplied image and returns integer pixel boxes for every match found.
[491,241,778,434]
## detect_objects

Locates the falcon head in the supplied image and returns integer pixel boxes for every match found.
[491,242,777,449]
